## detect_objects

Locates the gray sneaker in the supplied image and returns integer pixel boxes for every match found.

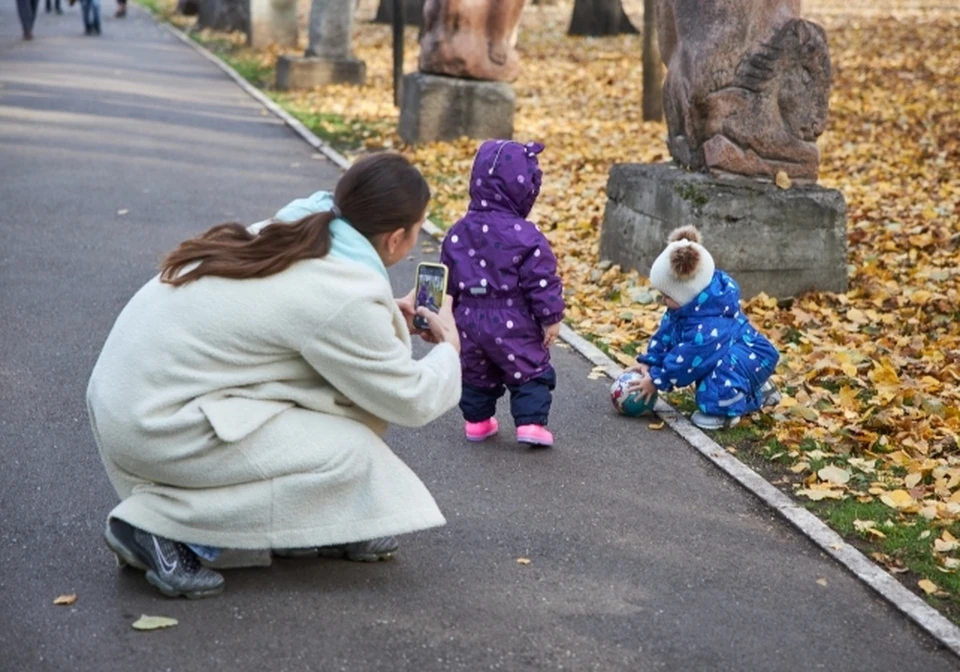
[760,380,782,408]
[691,411,741,431]
[275,537,399,562]
[104,519,225,599]
[316,536,399,562]
[276,536,399,562]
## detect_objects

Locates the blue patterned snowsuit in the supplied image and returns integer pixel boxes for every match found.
[637,270,779,417]
[440,140,565,426]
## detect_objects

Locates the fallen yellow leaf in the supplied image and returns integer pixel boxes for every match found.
[880,489,916,510]
[918,579,938,595]
[53,594,77,606]
[648,421,665,430]
[934,538,959,553]
[797,488,844,501]
[131,615,179,631]
[818,465,852,485]
[775,171,792,189]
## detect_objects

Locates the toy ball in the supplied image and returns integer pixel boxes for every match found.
[610,371,658,417]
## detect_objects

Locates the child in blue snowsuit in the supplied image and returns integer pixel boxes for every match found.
[440,140,565,447]
[628,225,780,430]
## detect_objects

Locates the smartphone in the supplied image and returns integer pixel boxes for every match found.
[413,262,449,331]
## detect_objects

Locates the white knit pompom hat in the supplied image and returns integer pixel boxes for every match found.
[648,225,715,307]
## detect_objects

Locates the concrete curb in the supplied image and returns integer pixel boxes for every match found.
[156,12,960,659]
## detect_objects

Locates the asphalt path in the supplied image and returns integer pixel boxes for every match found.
[1,5,957,671]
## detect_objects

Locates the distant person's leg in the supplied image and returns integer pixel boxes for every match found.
[16,0,37,38]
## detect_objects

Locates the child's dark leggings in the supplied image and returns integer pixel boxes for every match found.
[460,369,556,427]
[80,0,100,31]
[16,0,39,34]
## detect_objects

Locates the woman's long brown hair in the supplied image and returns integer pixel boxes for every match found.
[160,153,430,286]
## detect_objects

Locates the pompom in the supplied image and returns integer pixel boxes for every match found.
[668,225,701,245]
[670,244,701,280]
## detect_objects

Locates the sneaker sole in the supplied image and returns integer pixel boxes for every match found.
[104,525,149,571]
[273,548,320,559]
[466,429,498,442]
[105,525,225,599]
[517,435,554,447]
[144,570,225,600]
[317,547,396,562]
[692,416,741,431]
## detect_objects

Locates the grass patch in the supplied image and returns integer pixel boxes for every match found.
[725,433,960,624]
[270,95,385,153]
[663,390,697,415]
[816,498,960,621]
[136,0,170,17]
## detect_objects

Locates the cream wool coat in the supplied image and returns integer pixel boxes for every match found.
[87,256,461,550]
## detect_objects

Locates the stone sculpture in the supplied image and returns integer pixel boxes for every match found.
[657,0,832,181]
[418,0,527,82]
[275,0,365,90]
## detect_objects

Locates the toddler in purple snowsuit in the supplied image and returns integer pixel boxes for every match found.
[440,140,565,447]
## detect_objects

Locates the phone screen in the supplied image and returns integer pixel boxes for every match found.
[413,264,447,330]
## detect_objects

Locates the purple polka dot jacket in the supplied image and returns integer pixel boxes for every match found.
[440,140,566,387]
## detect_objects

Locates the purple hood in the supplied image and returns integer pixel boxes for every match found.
[468,140,544,218]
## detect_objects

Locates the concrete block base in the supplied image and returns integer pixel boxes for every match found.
[599,163,849,299]
[275,55,366,91]
[398,72,515,145]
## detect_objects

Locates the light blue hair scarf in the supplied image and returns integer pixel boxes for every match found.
[270,190,389,282]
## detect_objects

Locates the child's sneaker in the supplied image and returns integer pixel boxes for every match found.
[690,412,740,431]
[465,417,499,442]
[516,424,553,447]
[760,380,782,408]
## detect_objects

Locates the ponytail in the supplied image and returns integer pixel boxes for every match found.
[159,212,334,287]
[158,152,429,287]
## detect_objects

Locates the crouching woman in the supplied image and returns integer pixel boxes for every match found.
[86,153,461,599]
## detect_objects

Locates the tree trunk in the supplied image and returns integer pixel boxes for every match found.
[177,0,199,15]
[372,0,424,27]
[641,0,663,121]
[568,0,638,36]
[197,0,248,32]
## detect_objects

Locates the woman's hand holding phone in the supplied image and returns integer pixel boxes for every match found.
[416,295,460,353]
[396,290,419,334]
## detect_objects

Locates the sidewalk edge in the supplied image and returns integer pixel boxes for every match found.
[157,14,960,658]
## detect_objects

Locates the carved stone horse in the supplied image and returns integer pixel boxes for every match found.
[419,0,526,82]
[657,0,831,181]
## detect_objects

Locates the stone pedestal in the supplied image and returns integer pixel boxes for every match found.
[599,163,848,299]
[398,72,514,145]
[275,55,366,90]
[248,0,298,48]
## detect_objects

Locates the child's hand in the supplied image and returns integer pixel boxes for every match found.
[636,376,657,402]
[543,321,561,347]
[626,373,658,402]
[626,362,650,377]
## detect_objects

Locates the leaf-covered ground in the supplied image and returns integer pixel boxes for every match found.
[154,0,960,610]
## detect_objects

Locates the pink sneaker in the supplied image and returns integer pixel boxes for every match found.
[465,417,499,442]
[516,424,554,447]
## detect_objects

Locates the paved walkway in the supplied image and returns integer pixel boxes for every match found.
[0,4,957,671]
